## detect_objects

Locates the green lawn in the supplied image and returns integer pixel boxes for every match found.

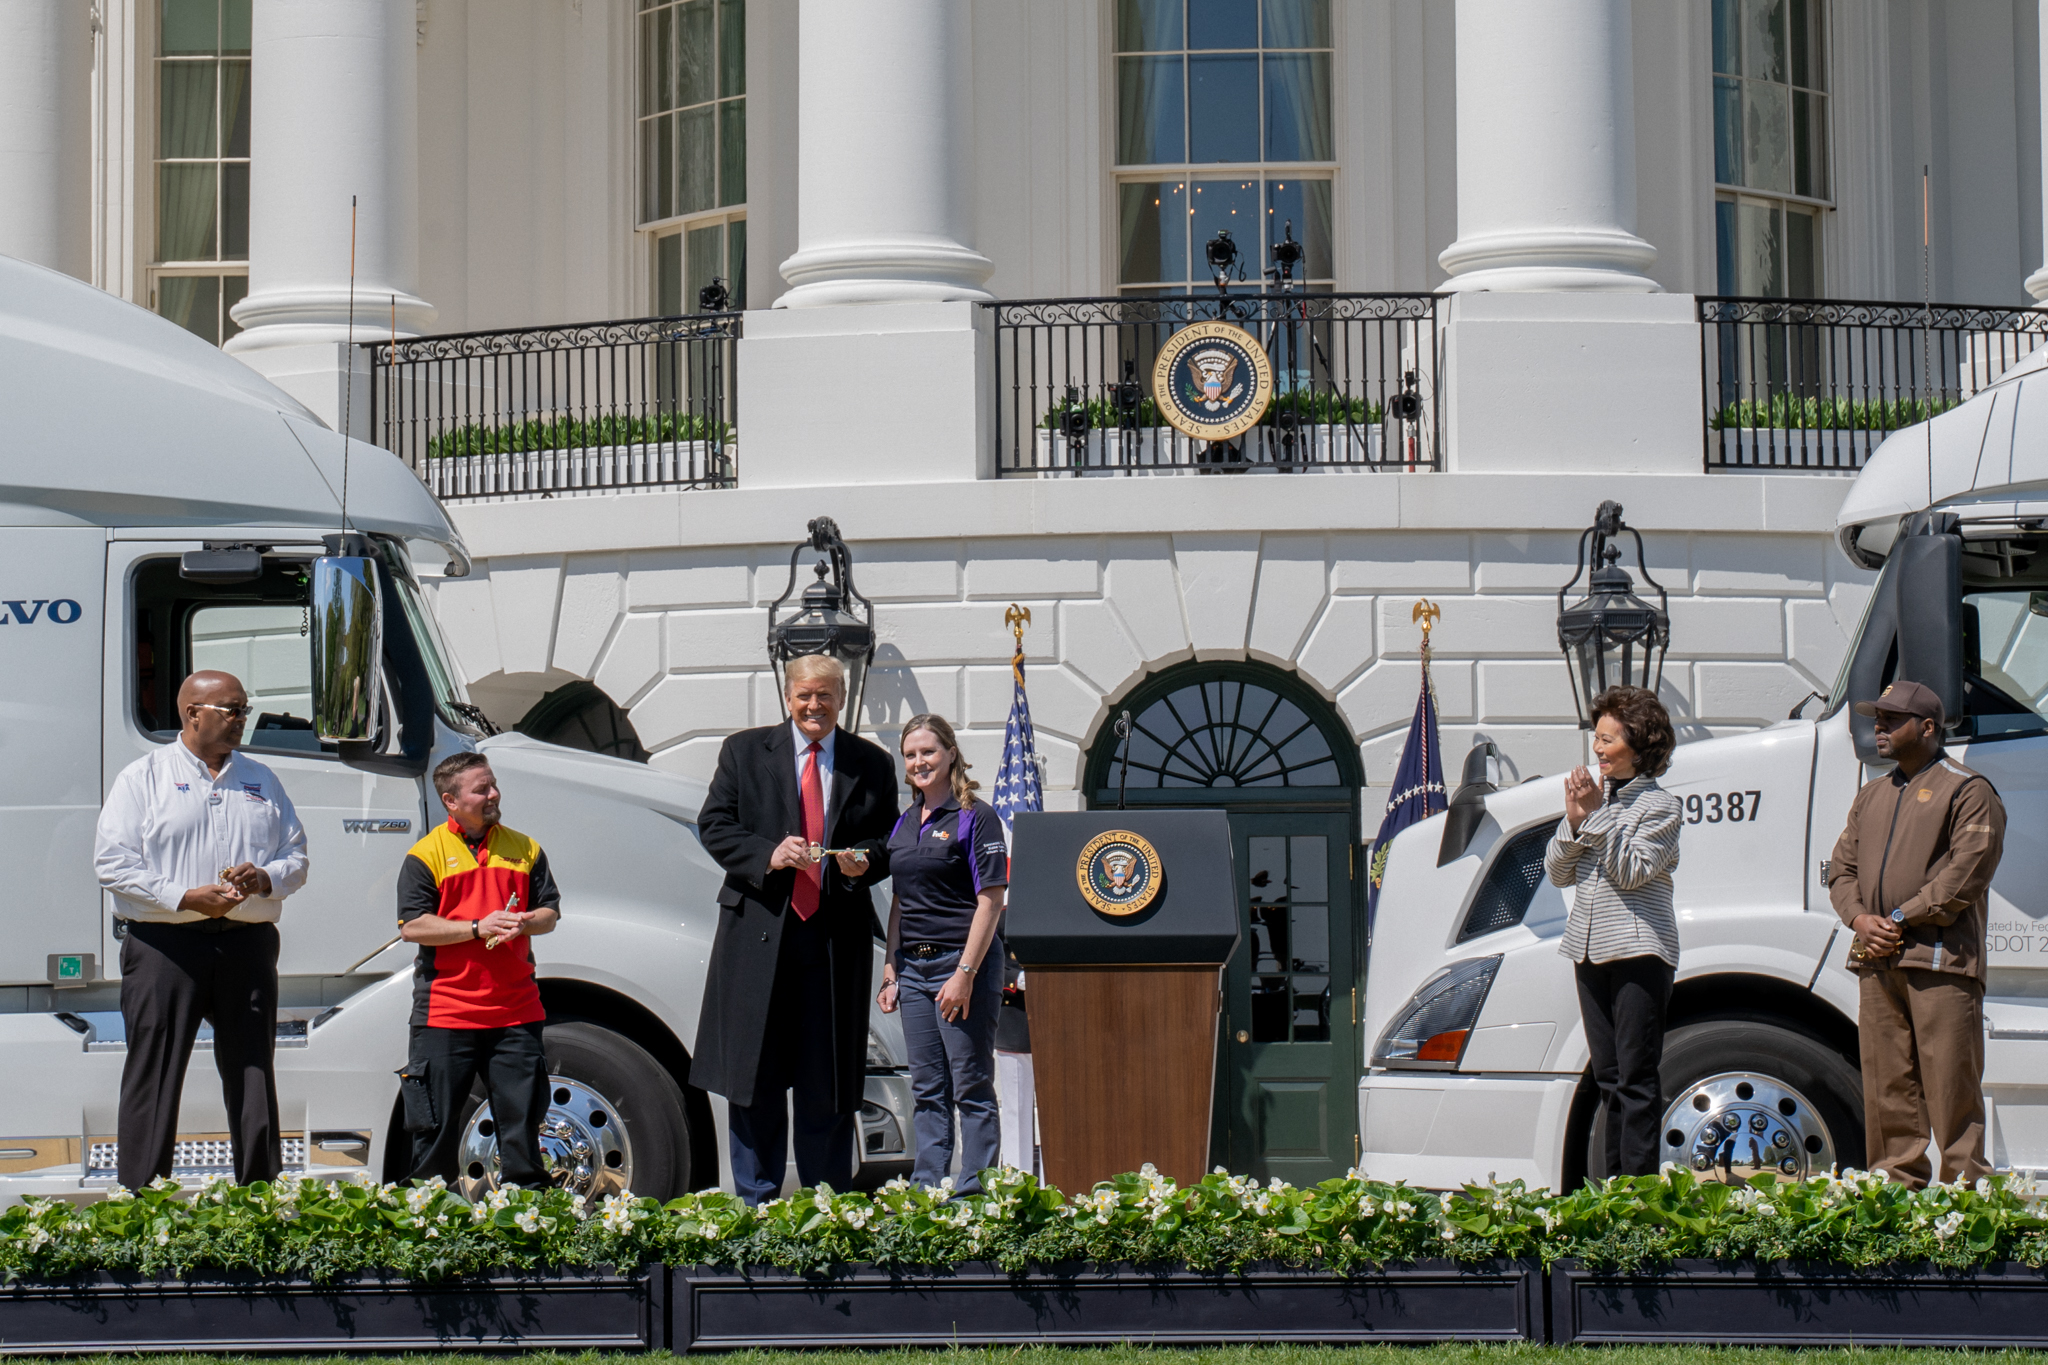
[9,1349,2042,1365]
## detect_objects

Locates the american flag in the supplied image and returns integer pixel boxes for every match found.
[992,650,1043,841]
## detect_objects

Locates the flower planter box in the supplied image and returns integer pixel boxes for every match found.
[668,1259,1541,1349]
[1030,423,1389,473]
[0,1266,652,1356]
[1550,1259,2048,1347]
[422,441,732,499]
[1712,426,1874,469]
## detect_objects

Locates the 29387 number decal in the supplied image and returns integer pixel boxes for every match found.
[1682,791,1762,825]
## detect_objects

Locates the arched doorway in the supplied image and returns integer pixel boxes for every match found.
[517,681,652,763]
[1084,661,1361,1183]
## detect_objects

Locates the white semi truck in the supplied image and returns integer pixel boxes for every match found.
[1361,350,2048,1191]
[0,257,913,1204]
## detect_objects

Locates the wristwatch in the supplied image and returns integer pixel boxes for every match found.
[956,963,977,976]
[1890,908,1907,925]
[471,920,481,939]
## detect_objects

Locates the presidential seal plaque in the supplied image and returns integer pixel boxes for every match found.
[1075,829,1164,917]
[1151,320,1274,442]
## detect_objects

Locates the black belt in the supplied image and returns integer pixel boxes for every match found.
[130,917,264,936]
[902,941,962,960]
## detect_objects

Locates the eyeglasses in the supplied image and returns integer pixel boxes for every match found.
[192,702,251,720]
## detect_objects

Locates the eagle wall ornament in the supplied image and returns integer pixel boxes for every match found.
[1150,320,1274,444]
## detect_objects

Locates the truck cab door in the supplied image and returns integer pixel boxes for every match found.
[104,543,424,978]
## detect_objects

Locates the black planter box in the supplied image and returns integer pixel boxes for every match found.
[1551,1259,2048,1346]
[0,1265,653,1355]
[669,1259,1542,1348]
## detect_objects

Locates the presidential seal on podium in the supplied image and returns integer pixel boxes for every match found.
[1075,829,1164,916]
[1151,320,1274,443]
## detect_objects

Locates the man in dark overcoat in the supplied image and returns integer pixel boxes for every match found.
[693,654,898,1202]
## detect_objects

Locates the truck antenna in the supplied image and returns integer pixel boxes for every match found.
[1922,165,1933,508]
[340,194,357,531]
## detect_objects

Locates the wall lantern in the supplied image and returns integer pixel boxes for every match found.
[1556,500,1670,729]
[766,516,876,730]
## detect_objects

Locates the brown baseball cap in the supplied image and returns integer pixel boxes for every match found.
[1852,679,1945,725]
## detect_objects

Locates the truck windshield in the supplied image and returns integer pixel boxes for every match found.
[376,539,480,735]
[1964,588,2048,740]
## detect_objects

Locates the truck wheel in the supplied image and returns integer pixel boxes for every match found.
[453,1019,693,1203]
[1586,1018,1863,1181]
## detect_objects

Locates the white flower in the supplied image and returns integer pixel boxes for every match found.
[1757,1202,1777,1218]
[1976,1178,1992,1197]
[1441,1225,1458,1241]
[699,1221,719,1238]
[351,1170,377,1188]
[1392,1200,1415,1223]
[513,1209,540,1233]
[1345,1166,1367,1182]
[155,1230,170,1246]
[843,1204,871,1230]
[1358,1195,1380,1217]
[104,1184,133,1203]
[25,1227,51,1251]
[426,1227,440,1239]
[1934,1211,1964,1240]
[1214,1166,1230,1176]
[470,1203,489,1224]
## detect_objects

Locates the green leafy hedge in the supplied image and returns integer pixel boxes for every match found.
[1708,394,1962,432]
[1040,389,1382,432]
[4,1166,2045,1285]
[426,411,732,461]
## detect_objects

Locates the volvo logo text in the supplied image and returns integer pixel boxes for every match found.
[0,600,83,624]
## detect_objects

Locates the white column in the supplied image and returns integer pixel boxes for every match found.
[0,0,91,278]
[226,0,434,353]
[1438,0,1659,292]
[2028,0,2048,302]
[775,0,991,306]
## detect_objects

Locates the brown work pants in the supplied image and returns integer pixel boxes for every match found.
[1858,966,1988,1188]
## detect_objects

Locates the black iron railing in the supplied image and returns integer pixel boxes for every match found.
[988,293,1441,476]
[1699,296,2048,472]
[365,313,740,501]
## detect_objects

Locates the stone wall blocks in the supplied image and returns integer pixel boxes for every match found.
[646,733,729,787]
[552,555,626,678]
[1329,530,1473,594]
[1103,539,1190,663]
[630,672,754,752]
[666,608,777,673]
[1476,659,1576,723]
[1664,596,1787,659]
[830,539,966,603]
[1380,595,1559,659]
[861,663,963,732]
[1692,533,1826,596]
[962,662,1102,743]
[1473,530,1589,594]
[1295,596,1382,695]
[1173,532,1261,654]
[1058,598,1146,696]
[592,612,664,709]
[1247,532,1329,662]
[627,548,753,611]
[965,536,1102,600]
[1692,661,1818,726]
[428,573,504,681]
[1033,731,1084,795]
[483,556,565,677]
[875,600,1050,666]
[1338,657,1474,740]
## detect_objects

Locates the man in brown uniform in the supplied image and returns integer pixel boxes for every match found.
[1829,679,2006,1187]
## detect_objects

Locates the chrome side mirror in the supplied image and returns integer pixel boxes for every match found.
[311,555,384,743]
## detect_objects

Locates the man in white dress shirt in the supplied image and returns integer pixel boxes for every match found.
[95,670,308,1187]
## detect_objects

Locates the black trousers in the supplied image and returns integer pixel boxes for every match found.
[117,919,282,1188]
[402,1022,551,1187]
[728,912,855,1204]
[1574,953,1675,1177]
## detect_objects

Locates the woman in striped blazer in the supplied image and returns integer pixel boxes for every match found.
[1546,684,1682,1178]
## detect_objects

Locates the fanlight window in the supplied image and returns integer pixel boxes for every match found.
[1120,676,1342,788]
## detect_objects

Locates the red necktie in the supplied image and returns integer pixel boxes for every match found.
[793,741,825,920]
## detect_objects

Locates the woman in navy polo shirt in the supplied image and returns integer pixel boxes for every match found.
[875,714,1008,1191]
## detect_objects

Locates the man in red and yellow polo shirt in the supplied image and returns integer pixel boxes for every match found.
[396,752,561,1186]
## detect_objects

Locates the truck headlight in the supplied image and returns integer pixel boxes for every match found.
[1371,955,1501,1071]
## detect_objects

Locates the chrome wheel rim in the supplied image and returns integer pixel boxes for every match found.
[456,1075,632,1203]
[1660,1070,1835,1182]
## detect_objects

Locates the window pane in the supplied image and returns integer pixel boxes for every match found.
[1188,0,1256,49]
[1741,0,1785,81]
[678,104,715,214]
[1289,835,1328,903]
[641,114,673,222]
[1789,0,1821,89]
[159,275,220,344]
[162,0,219,55]
[727,218,747,308]
[1786,204,1819,297]
[718,98,745,206]
[1188,53,1258,161]
[221,60,250,158]
[221,0,250,55]
[718,0,745,97]
[1742,79,1791,193]
[1264,53,1330,160]
[678,0,714,107]
[686,222,723,311]
[221,162,248,258]
[160,62,218,158]
[656,231,682,313]
[1715,198,1738,293]
[1190,177,1259,276]
[222,273,247,342]
[1263,0,1330,49]
[1727,197,1782,296]
[158,163,218,260]
[1118,55,1185,164]
[1793,89,1827,199]
[191,605,314,734]
[1117,0,1182,52]
[1711,0,1738,75]
[1119,179,1188,284]
[1265,176,1332,278]
[641,11,665,116]
[1291,974,1329,1041]
[1712,75,1742,186]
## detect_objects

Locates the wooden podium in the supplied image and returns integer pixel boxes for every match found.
[1006,811,1238,1191]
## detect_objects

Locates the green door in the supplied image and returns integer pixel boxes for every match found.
[1218,812,1357,1183]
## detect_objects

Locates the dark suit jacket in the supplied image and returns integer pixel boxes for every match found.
[690,722,898,1110]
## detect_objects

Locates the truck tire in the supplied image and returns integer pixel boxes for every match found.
[541,1019,694,1200]
[1586,1017,1864,1180]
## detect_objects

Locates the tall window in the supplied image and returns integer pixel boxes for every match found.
[640,0,746,313]
[1114,0,1334,295]
[154,0,251,345]
[1712,0,1828,297]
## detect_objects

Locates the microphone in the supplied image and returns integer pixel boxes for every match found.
[1114,710,1133,811]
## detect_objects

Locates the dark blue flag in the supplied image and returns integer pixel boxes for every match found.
[1367,644,1446,933]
